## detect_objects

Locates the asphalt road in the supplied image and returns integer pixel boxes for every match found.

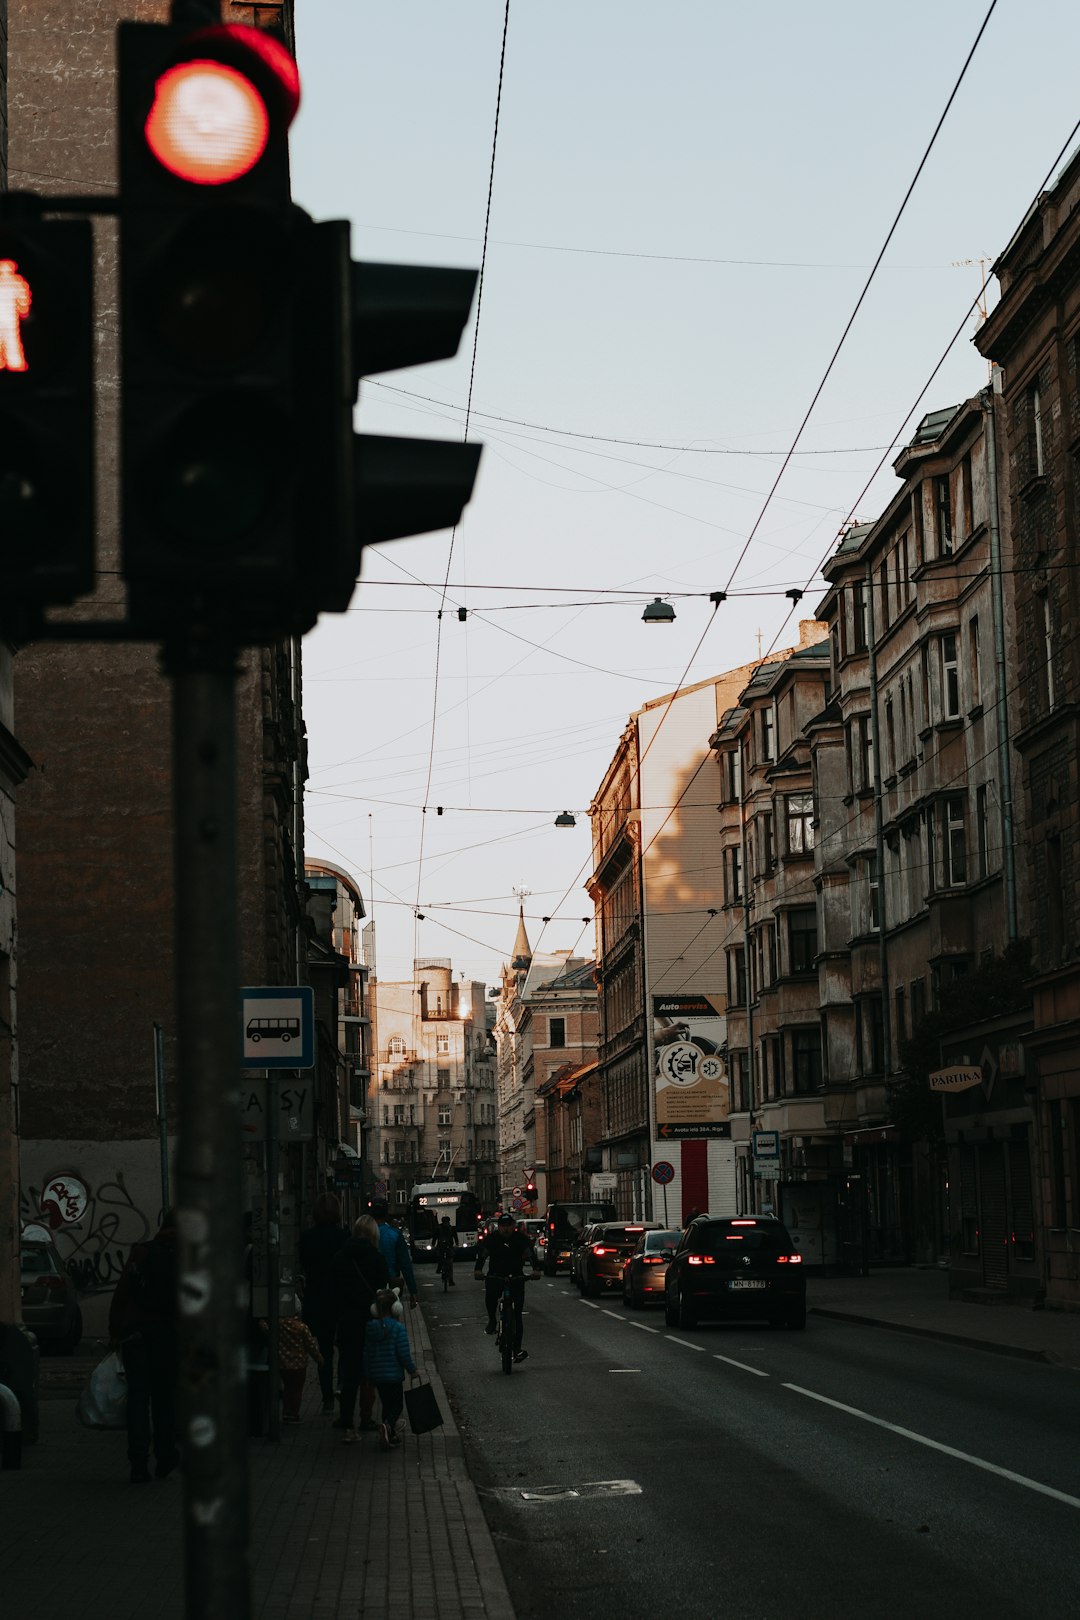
[422,1269,1080,1620]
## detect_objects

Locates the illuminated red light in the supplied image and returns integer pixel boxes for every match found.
[592,1245,612,1256]
[776,1253,802,1264]
[0,258,32,372]
[731,1219,757,1226]
[642,1256,663,1266]
[145,58,269,184]
[687,1255,715,1266]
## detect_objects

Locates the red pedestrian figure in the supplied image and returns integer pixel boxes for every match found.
[0,259,31,372]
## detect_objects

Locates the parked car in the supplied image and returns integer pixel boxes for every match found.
[20,1229,82,1353]
[575,1222,661,1297]
[621,1228,682,1308]
[664,1215,805,1330]
[542,1201,617,1275]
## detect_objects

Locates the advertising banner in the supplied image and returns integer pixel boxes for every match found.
[653,994,730,1136]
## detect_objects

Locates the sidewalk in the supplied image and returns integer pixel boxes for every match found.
[809,1267,1080,1370]
[0,1305,514,1620]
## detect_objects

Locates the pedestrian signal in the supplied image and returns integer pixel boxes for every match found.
[0,215,95,638]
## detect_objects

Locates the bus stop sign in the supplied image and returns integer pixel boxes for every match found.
[242,986,314,1069]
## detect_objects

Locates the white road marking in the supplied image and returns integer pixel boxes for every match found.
[609,1368,642,1373]
[602,1309,625,1321]
[667,1336,706,1352]
[784,1384,1080,1511]
[629,1322,660,1334]
[579,1299,600,1310]
[714,1354,769,1377]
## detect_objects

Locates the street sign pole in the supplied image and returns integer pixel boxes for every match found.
[265,1068,280,1443]
[170,646,250,1620]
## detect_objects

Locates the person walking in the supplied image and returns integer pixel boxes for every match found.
[370,1201,419,1309]
[108,1210,180,1484]
[363,1288,420,1450]
[298,1193,349,1413]
[259,1312,323,1423]
[332,1214,390,1443]
[434,1215,456,1286]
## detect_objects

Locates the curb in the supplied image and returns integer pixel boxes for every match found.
[412,1303,517,1620]
[809,1305,1052,1364]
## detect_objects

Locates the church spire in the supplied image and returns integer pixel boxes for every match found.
[510,903,532,971]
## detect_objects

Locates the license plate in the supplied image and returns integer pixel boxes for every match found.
[729,1279,767,1290]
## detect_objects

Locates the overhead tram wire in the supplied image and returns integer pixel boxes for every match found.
[413,0,512,946]
[719,0,1000,601]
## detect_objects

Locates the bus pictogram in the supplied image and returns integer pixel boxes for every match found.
[245,1015,300,1043]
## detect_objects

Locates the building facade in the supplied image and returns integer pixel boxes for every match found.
[493,909,598,1212]
[976,149,1080,1311]
[370,960,497,1212]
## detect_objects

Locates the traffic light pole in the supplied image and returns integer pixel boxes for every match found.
[169,642,251,1620]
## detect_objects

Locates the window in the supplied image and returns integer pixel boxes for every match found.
[912,487,925,565]
[944,796,967,887]
[885,698,895,777]
[382,1105,389,1125]
[935,475,952,556]
[1032,382,1045,476]
[968,617,981,708]
[388,1035,406,1060]
[960,452,973,536]
[868,856,880,932]
[920,643,931,732]
[761,705,776,763]
[788,907,817,974]
[723,748,741,803]
[438,1104,451,1126]
[895,986,906,1047]
[724,845,743,905]
[924,803,937,895]
[728,947,747,1007]
[910,976,926,1030]
[437,1137,450,1157]
[852,581,868,651]
[437,1031,450,1054]
[868,998,884,1073]
[879,560,890,629]
[785,793,814,855]
[436,1067,450,1085]
[899,531,911,603]
[976,783,990,878]
[791,1029,822,1093]
[1043,591,1056,709]
[856,715,874,792]
[549,1017,566,1048]
[940,633,960,719]
[759,812,775,873]
[394,1105,405,1125]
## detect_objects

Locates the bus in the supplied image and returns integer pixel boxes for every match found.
[407,1181,482,1261]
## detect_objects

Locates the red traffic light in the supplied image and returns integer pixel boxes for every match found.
[142,25,300,187]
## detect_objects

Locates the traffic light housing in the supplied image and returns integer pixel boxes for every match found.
[0,212,95,640]
[287,241,483,628]
[118,20,305,640]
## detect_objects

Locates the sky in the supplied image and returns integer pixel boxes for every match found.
[288,0,1080,987]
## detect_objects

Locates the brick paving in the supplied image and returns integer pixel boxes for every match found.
[0,1306,514,1620]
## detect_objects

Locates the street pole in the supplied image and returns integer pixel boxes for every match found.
[169,645,250,1620]
[153,1020,170,1215]
[265,1068,280,1442]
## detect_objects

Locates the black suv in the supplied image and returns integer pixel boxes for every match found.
[664,1215,806,1330]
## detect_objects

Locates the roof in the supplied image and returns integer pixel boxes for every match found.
[907,404,962,446]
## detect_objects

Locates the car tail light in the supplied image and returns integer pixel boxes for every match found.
[776,1253,802,1265]
[643,1256,663,1265]
[731,1219,757,1226]
[592,1245,612,1256]
[687,1254,715,1266]
[625,1226,644,1232]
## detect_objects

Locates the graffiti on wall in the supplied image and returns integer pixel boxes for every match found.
[20,1170,154,1295]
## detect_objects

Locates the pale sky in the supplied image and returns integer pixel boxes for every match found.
[288,0,1079,985]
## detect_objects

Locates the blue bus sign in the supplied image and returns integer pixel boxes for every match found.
[242,986,314,1069]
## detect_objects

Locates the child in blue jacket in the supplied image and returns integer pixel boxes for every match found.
[363,1290,419,1449]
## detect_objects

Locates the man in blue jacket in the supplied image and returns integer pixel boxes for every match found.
[370,1202,419,1309]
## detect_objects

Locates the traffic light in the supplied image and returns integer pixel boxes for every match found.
[117,20,305,640]
[286,242,483,629]
[0,212,95,640]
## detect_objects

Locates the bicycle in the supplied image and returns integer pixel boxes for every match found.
[436,1250,455,1292]
[491,1273,537,1373]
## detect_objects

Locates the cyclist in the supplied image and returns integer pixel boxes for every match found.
[473,1211,539,1362]
[434,1216,456,1286]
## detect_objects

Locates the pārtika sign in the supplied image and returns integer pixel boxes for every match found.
[929,1066,983,1093]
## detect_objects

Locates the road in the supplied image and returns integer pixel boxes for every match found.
[422,1268,1080,1620]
